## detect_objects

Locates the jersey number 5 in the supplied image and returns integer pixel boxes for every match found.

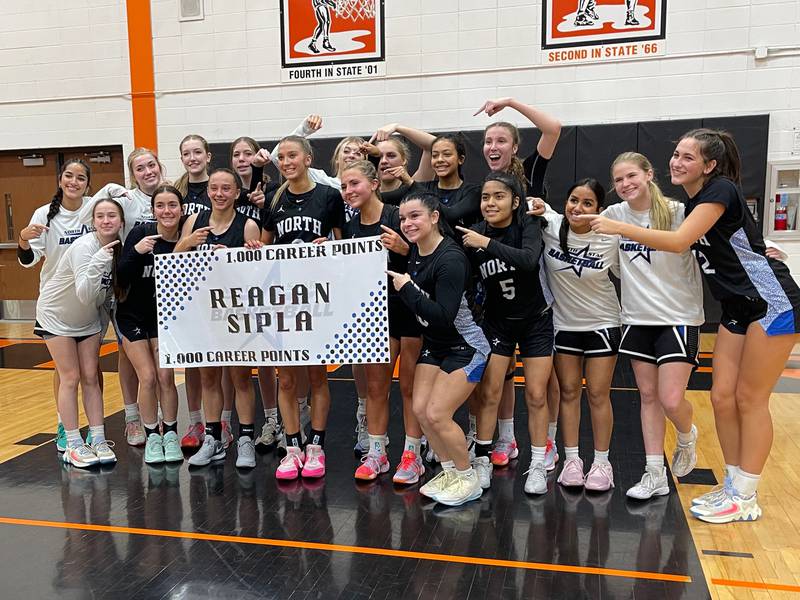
[499,278,516,300]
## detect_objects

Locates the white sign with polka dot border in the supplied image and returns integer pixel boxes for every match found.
[155,237,389,368]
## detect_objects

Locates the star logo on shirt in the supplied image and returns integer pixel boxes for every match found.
[555,244,596,277]
[629,246,653,264]
[421,349,431,357]
[491,337,501,346]
[133,327,142,336]
[277,206,285,213]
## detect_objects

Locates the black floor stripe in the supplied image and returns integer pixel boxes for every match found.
[702,550,754,559]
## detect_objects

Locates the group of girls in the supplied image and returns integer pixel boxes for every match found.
[20,99,799,523]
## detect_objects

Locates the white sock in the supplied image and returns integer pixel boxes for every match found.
[189,410,203,424]
[357,397,366,413]
[66,429,82,449]
[368,434,387,456]
[124,403,139,422]
[441,460,456,471]
[547,421,557,441]
[498,418,514,441]
[725,464,739,481]
[677,424,696,445]
[645,454,664,474]
[468,413,477,436]
[265,407,278,421]
[57,413,62,425]
[221,409,232,423]
[89,425,106,445]
[144,421,158,432]
[163,420,176,427]
[564,446,579,460]
[457,467,475,478]
[404,435,421,456]
[733,469,760,496]
[531,445,546,464]
[594,449,610,464]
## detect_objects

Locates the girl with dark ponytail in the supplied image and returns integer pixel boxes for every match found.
[18,158,92,453]
[582,129,800,524]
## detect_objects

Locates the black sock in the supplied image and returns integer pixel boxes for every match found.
[162,421,178,434]
[239,423,255,439]
[206,421,222,441]
[309,429,325,447]
[286,431,303,449]
[144,424,159,437]
[476,441,492,458]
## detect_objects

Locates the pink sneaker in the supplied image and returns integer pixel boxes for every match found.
[584,461,615,492]
[490,439,518,467]
[181,422,205,449]
[301,444,326,478]
[557,456,585,487]
[544,438,559,472]
[276,446,305,480]
[355,452,389,481]
[221,421,234,449]
[392,450,425,485]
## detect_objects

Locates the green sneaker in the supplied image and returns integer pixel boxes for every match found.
[56,422,67,453]
[162,431,183,463]
[144,433,165,464]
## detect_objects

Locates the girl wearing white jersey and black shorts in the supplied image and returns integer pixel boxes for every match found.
[540,179,621,492]
[581,152,702,501]
[259,136,344,482]
[18,159,94,452]
[37,198,125,468]
[585,130,800,523]
[388,192,490,507]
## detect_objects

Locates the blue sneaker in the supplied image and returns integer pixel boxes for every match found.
[56,422,67,452]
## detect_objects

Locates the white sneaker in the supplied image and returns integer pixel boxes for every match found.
[692,476,732,507]
[671,424,698,478]
[62,444,100,469]
[91,440,117,464]
[236,436,256,468]
[524,462,548,495]
[419,470,453,499]
[691,489,762,523]
[435,470,482,507]
[472,456,493,489]
[353,411,368,453]
[626,467,670,500]
[255,418,281,449]
[188,435,226,466]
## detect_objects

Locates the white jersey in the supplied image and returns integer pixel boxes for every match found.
[542,212,621,331]
[36,232,114,337]
[78,184,155,241]
[603,201,704,326]
[19,198,93,293]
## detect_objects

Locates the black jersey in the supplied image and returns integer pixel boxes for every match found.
[192,210,252,250]
[343,203,409,293]
[421,180,482,229]
[522,150,549,198]
[234,167,277,223]
[381,181,425,207]
[687,177,800,334]
[466,215,547,320]
[398,236,488,351]
[116,222,178,323]
[182,180,211,216]
[262,183,344,244]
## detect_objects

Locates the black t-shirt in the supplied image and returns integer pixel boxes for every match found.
[262,183,345,244]
[523,150,550,198]
[466,215,546,320]
[343,203,409,295]
[116,222,178,324]
[687,177,800,308]
[421,180,483,229]
[183,180,211,216]
[234,166,276,224]
[192,210,252,250]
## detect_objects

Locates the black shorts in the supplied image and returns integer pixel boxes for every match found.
[554,327,621,358]
[389,296,421,340]
[417,343,487,383]
[619,324,699,366]
[33,321,96,344]
[720,296,768,335]
[481,309,554,358]
[115,313,158,343]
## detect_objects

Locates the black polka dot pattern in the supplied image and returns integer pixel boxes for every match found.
[155,252,218,331]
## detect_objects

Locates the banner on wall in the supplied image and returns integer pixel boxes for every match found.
[155,237,390,368]
[542,0,666,64]
[279,0,385,83]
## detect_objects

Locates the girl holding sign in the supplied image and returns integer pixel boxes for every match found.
[339,161,425,483]
[36,199,125,468]
[388,192,490,507]
[116,185,184,464]
[176,168,261,469]
[260,136,345,481]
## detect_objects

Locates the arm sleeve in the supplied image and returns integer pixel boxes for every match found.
[523,151,550,198]
[78,183,129,226]
[269,118,316,165]
[484,217,543,271]
[249,164,264,192]
[309,168,341,190]
[117,227,147,288]
[438,187,481,225]
[398,256,466,324]
[74,244,113,305]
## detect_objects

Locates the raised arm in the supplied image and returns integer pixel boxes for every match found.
[372,123,436,182]
[475,98,561,160]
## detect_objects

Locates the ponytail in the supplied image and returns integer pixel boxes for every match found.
[174,172,189,198]
[680,128,741,185]
[45,189,64,227]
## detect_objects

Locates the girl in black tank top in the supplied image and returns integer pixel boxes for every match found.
[175,168,261,469]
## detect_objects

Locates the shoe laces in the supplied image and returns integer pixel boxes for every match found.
[94,440,114,451]
[280,448,303,467]
[75,443,96,457]
[360,452,385,469]
[398,451,418,470]
[524,463,546,478]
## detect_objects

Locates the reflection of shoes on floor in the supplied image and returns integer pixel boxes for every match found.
[277,478,304,506]
[164,462,181,487]
[146,464,165,488]
[355,479,390,515]
[584,487,614,518]
[557,483,583,513]
[237,468,256,491]
[433,502,480,530]
[526,493,548,525]
[322,39,335,52]
[626,493,669,526]
[302,477,326,506]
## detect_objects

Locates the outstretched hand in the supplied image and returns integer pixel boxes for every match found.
[473,97,512,117]
[386,269,411,291]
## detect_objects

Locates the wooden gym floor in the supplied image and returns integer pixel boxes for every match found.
[0,321,799,599]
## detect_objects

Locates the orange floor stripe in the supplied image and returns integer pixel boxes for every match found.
[712,578,800,593]
[0,516,692,584]
[34,342,119,370]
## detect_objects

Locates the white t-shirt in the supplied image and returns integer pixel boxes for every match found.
[19,198,93,293]
[602,201,704,326]
[36,232,114,337]
[78,184,155,241]
[542,212,621,331]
